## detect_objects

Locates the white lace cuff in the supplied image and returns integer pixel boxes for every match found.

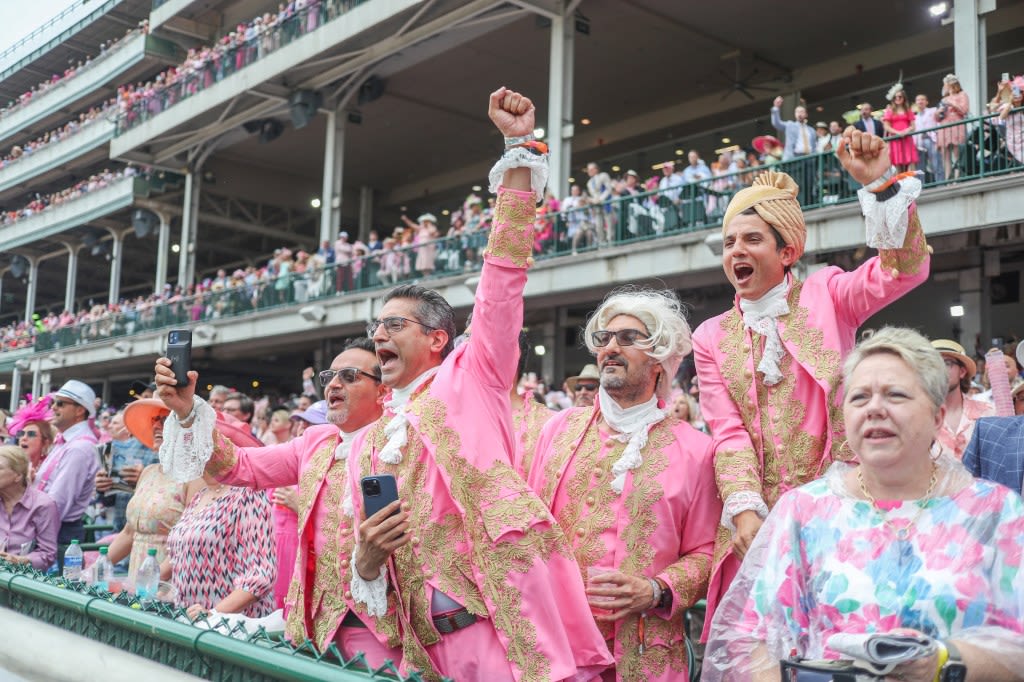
[721,491,769,532]
[487,147,548,203]
[349,545,388,617]
[857,176,922,249]
[159,396,217,483]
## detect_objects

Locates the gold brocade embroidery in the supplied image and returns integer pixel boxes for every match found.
[514,399,553,479]
[484,190,535,267]
[715,310,763,501]
[206,430,239,478]
[879,208,928,276]
[410,394,562,682]
[539,409,593,504]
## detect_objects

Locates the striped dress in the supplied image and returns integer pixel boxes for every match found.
[167,486,276,617]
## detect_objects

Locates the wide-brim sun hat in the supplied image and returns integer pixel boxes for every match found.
[124,398,171,449]
[931,339,977,380]
[566,364,600,393]
[752,135,781,155]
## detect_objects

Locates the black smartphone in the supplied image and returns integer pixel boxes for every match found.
[361,474,400,519]
[166,329,192,387]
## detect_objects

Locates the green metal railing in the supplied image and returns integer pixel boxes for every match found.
[0,561,433,681]
[6,109,1023,353]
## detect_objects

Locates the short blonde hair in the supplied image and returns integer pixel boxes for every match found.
[0,444,29,487]
[843,327,946,411]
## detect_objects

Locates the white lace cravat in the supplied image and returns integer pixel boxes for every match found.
[598,388,668,494]
[335,428,364,518]
[377,367,439,464]
[738,278,791,386]
[160,396,217,483]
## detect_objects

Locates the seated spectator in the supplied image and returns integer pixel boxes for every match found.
[101,400,185,577]
[165,412,276,619]
[704,327,1024,681]
[0,445,59,569]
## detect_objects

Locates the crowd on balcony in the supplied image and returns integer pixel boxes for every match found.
[0,101,114,171]
[0,22,148,121]
[0,165,141,227]
[116,0,365,131]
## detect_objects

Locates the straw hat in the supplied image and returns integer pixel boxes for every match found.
[931,339,976,379]
[123,399,171,450]
[566,364,600,393]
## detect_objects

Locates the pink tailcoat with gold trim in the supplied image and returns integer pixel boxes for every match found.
[347,187,613,682]
[529,403,720,681]
[692,206,930,637]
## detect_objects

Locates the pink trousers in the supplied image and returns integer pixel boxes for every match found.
[336,625,402,671]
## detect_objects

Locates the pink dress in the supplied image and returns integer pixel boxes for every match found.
[883,107,919,166]
[936,91,969,147]
[530,404,721,682]
[166,486,276,617]
[693,206,931,638]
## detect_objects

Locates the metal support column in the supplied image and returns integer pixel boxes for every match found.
[9,367,22,412]
[155,212,171,294]
[63,243,80,313]
[108,231,124,305]
[178,170,201,290]
[954,0,995,120]
[547,11,575,200]
[23,258,39,323]
[320,110,345,246]
[358,186,373,242]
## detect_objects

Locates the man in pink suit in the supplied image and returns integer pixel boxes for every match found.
[347,87,613,682]
[153,338,397,664]
[693,129,931,636]
[529,288,721,681]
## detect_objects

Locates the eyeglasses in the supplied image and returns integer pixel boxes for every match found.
[366,316,438,338]
[318,367,381,387]
[591,328,650,347]
[52,399,71,408]
[575,383,599,392]
[16,430,40,439]
[942,359,962,369]
[1014,394,1024,404]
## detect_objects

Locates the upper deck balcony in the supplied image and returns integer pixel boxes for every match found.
[0,31,180,149]
[0,116,116,198]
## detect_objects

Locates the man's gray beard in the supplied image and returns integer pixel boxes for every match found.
[326,409,348,427]
[601,374,646,404]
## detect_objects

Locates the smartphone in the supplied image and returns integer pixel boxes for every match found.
[166,329,192,387]
[361,474,400,519]
[1003,72,1011,83]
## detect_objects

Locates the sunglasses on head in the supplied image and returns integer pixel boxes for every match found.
[318,367,381,386]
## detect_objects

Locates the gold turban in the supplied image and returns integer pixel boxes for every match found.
[722,170,806,259]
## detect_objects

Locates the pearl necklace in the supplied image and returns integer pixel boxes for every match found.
[856,463,938,540]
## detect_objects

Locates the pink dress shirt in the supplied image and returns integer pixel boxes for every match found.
[935,395,995,460]
[0,486,59,569]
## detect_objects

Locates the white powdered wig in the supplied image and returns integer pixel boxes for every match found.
[584,287,693,400]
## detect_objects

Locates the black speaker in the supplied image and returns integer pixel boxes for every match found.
[10,255,27,278]
[289,89,322,129]
[357,76,385,105]
[132,208,158,238]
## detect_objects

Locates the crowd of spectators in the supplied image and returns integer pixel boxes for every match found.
[0,23,147,121]
[0,101,114,171]
[116,0,364,132]
[0,165,141,227]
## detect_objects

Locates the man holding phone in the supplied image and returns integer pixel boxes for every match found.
[347,88,612,681]
[153,338,393,662]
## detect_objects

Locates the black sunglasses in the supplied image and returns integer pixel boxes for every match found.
[591,328,650,347]
[318,367,381,386]
[575,383,599,392]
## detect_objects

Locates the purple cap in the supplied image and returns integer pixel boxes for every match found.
[290,399,327,425]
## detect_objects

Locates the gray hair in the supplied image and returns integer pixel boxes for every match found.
[843,327,946,411]
[584,287,693,399]
[209,385,231,400]
[383,284,456,358]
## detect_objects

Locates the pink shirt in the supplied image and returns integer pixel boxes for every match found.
[936,395,995,461]
[0,486,59,569]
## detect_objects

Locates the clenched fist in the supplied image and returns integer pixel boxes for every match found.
[488,87,535,138]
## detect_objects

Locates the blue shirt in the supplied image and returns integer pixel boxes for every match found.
[770,107,817,159]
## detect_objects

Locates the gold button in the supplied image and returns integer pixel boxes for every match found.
[411,536,420,546]
[586,496,595,505]
[576,527,586,537]
[340,559,350,568]
[593,467,603,478]
[772,413,781,423]
[604,440,616,448]
[743,369,752,378]
[344,591,352,599]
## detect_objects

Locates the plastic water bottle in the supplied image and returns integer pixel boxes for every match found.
[94,546,114,592]
[62,540,83,580]
[135,548,160,601]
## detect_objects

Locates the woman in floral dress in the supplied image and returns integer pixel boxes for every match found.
[704,327,1024,682]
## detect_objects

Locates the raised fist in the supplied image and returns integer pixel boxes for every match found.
[488,87,535,138]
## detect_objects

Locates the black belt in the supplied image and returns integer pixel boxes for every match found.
[432,608,477,635]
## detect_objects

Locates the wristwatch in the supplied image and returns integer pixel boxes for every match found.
[939,640,967,682]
